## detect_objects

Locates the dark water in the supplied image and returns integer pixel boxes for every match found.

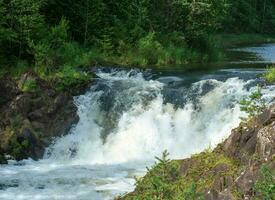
[148,43,275,73]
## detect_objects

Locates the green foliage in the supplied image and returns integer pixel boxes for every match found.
[53,66,90,92]
[182,182,204,200]
[264,66,275,83]
[122,150,238,200]
[30,18,70,70]
[77,49,106,67]
[0,0,44,64]
[21,79,38,93]
[8,136,30,161]
[240,87,266,119]
[137,32,165,65]
[1,0,275,85]
[254,165,275,200]
[134,150,181,200]
[0,153,7,164]
[223,0,275,34]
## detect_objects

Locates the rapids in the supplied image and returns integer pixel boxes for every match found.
[1,44,275,200]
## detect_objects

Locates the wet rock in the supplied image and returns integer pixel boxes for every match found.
[0,77,19,107]
[13,95,33,116]
[17,128,36,146]
[47,94,68,115]
[0,72,81,160]
[28,109,44,120]
[0,148,7,164]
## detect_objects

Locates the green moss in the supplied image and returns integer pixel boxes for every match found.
[264,66,275,84]
[180,151,238,191]
[54,66,91,92]
[254,165,275,200]
[21,79,38,93]
[121,150,238,200]
[7,135,30,161]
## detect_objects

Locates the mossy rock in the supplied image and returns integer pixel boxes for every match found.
[122,151,239,200]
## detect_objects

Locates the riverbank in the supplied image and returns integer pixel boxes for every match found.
[119,105,275,200]
[0,71,93,163]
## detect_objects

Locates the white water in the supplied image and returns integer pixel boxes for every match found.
[1,68,275,200]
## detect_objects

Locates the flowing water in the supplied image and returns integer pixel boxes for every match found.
[1,44,275,200]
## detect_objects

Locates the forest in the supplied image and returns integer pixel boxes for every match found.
[0,0,275,77]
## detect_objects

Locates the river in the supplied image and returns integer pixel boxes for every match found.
[0,44,275,200]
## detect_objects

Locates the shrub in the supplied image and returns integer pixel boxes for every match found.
[30,18,70,71]
[8,136,30,161]
[240,87,266,119]
[183,182,204,200]
[264,66,275,83]
[21,79,38,93]
[54,66,90,92]
[137,32,165,65]
[254,165,275,200]
[122,150,205,200]
[131,150,181,200]
[77,49,106,67]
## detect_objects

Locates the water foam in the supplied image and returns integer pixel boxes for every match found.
[45,71,257,165]
[1,69,274,200]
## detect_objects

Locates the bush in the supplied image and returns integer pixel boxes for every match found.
[54,66,90,92]
[240,87,266,119]
[30,18,70,71]
[254,165,275,200]
[21,79,38,93]
[77,49,106,67]
[264,66,275,83]
[137,32,166,65]
[121,150,205,200]
[129,150,181,200]
[8,136,30,161]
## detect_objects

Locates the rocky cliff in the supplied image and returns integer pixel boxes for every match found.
[0,72,91,163]
[120,106,275,200]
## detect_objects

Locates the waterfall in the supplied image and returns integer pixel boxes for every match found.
[1,68,274,200]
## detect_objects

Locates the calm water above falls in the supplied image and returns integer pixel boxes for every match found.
[1,44,275,200]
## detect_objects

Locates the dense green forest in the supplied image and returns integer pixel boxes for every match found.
[1,0,275,77]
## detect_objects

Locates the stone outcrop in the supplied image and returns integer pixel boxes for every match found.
[204,106,275,200]
[122,105,275,200]
[0,72,82,162]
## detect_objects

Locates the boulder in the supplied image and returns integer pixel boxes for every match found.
[0,73,80,160]
[256,121,275,161]
[0,77,19,107]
